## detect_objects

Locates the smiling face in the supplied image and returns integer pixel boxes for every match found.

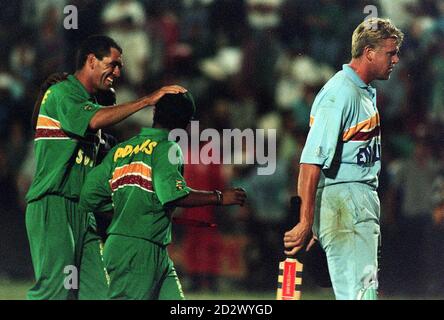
[368,38,400,81]
[91,47,123,91]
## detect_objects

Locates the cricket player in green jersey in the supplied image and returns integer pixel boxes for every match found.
[79,92,247,299]
[283,18,404,299]
[25,35,187,300]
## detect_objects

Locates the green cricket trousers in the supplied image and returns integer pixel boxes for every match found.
[104,234,184,300]
[25,195,108,300]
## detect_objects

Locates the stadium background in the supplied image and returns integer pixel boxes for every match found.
[0,0,443,300]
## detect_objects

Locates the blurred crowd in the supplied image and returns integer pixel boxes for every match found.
[0,0,443,297]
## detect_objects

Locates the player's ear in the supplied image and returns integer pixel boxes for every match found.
[87,53,96,70]
[364,46,375,62]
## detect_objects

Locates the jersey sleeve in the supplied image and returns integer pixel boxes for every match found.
[152,141,190,206]
[79,150,114,213]
[57,92,102,137]
[300,100,344,169]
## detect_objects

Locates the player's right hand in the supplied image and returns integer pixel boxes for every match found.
[222,187,247,206]
[146,85,188,106]
[283,222,312,256]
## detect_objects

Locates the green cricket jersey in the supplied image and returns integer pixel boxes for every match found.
[26,75,102,203]
[79,128,190,245]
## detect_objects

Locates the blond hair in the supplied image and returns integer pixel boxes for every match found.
[351,18,404,58]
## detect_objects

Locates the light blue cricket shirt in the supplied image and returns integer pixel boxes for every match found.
[300,64,381,189]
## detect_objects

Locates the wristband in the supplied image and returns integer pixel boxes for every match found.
[214,190,223,205]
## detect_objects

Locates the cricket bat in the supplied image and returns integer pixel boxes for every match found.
[277,196,304,300]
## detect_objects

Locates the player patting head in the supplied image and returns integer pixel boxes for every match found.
[79,91,247,300]
[284,18,404,300]
[25,35,187,300]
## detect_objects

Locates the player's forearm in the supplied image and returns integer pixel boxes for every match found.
[89,85,187,130]
[297,163,321,226]
[89,95,152,130]
[169,189,219,207]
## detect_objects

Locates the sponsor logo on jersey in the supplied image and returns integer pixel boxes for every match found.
[357,143,381,165]
[176,180,184,191]
[113,139,158,162]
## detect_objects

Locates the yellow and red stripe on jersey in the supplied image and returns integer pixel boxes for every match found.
[110,162,153,193]
[309,113,380,142]
[342,113,380,142]
[35,115,69,140]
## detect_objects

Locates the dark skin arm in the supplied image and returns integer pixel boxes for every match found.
[168,188,247,208]
[283,163,321,255]
[89,85,187,130]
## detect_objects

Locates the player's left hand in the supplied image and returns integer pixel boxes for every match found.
[283,222,312,256]
[222,187,247,206]
[306,235,318,252]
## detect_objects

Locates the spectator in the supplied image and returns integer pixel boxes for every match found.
[101,0,151,86]
[390,128,442,296]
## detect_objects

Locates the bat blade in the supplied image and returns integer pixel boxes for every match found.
[277,196,303,300]
[277,258,303,300]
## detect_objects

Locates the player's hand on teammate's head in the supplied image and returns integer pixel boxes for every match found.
[159,85,188,94]
[146,85,188,106]
[222,187,247,206]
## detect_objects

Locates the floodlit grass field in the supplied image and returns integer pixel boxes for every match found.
[0,278,336,300]
[4,278,443,300]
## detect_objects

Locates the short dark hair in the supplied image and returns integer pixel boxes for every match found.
[75,35,122,70]
[153,92,196,130]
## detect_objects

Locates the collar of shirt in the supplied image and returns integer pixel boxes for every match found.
[342,64,376,100]
[138,127,170,140]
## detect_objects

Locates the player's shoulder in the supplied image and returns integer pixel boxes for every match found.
[37,80,70,117]
[46,78,71,96]
[151,139,183,165]
[50,76,92,106]
[314,71,361,110]
[109,135,154,165]
[155,139,180,154]
[325,71,361,97]
[112,134,175,156]
[113,135,145,152]
[39,79,73,111]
